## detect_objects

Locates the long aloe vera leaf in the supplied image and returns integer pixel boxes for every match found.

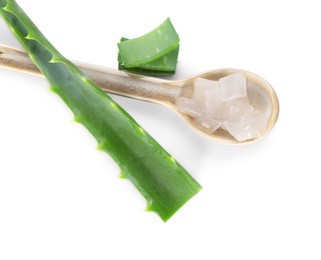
[0,0,201,222]
[117,18,179,68]
[118,37,179,75]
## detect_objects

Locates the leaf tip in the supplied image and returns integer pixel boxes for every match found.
[118,173,126,179]
[49,86,58,93]
[145,200,155,212]
[25,33,34,40]
[96,144,104,151]
[49,55,62,63]
[72,117,80,123]
[119,168,131,179]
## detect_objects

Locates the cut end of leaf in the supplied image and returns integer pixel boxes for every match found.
[145,180,202,222]
[117,18,179,75]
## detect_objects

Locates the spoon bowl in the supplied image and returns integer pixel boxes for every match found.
[169,69,279,143]
[0,45,279,144]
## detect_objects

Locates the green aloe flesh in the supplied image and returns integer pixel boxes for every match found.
[118,37,179,75]
[117,17,180,68]
[0,0,201,222]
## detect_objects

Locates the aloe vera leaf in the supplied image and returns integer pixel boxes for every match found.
[117,18,179,68]
[0,0,201,222]
[118,37,179,73]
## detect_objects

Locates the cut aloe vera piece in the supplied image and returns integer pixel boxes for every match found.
[118,38,179,75]
[117,18,179,68]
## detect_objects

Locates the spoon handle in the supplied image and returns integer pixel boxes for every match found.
[0,45,182,104]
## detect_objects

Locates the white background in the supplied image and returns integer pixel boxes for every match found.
[0,0,320,259]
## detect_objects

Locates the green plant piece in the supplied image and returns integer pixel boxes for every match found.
[0,0,201,222]
[117,18,179,68]
[118,37,179,75]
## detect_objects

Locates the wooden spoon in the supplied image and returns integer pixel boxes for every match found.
[0,45,279,143]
